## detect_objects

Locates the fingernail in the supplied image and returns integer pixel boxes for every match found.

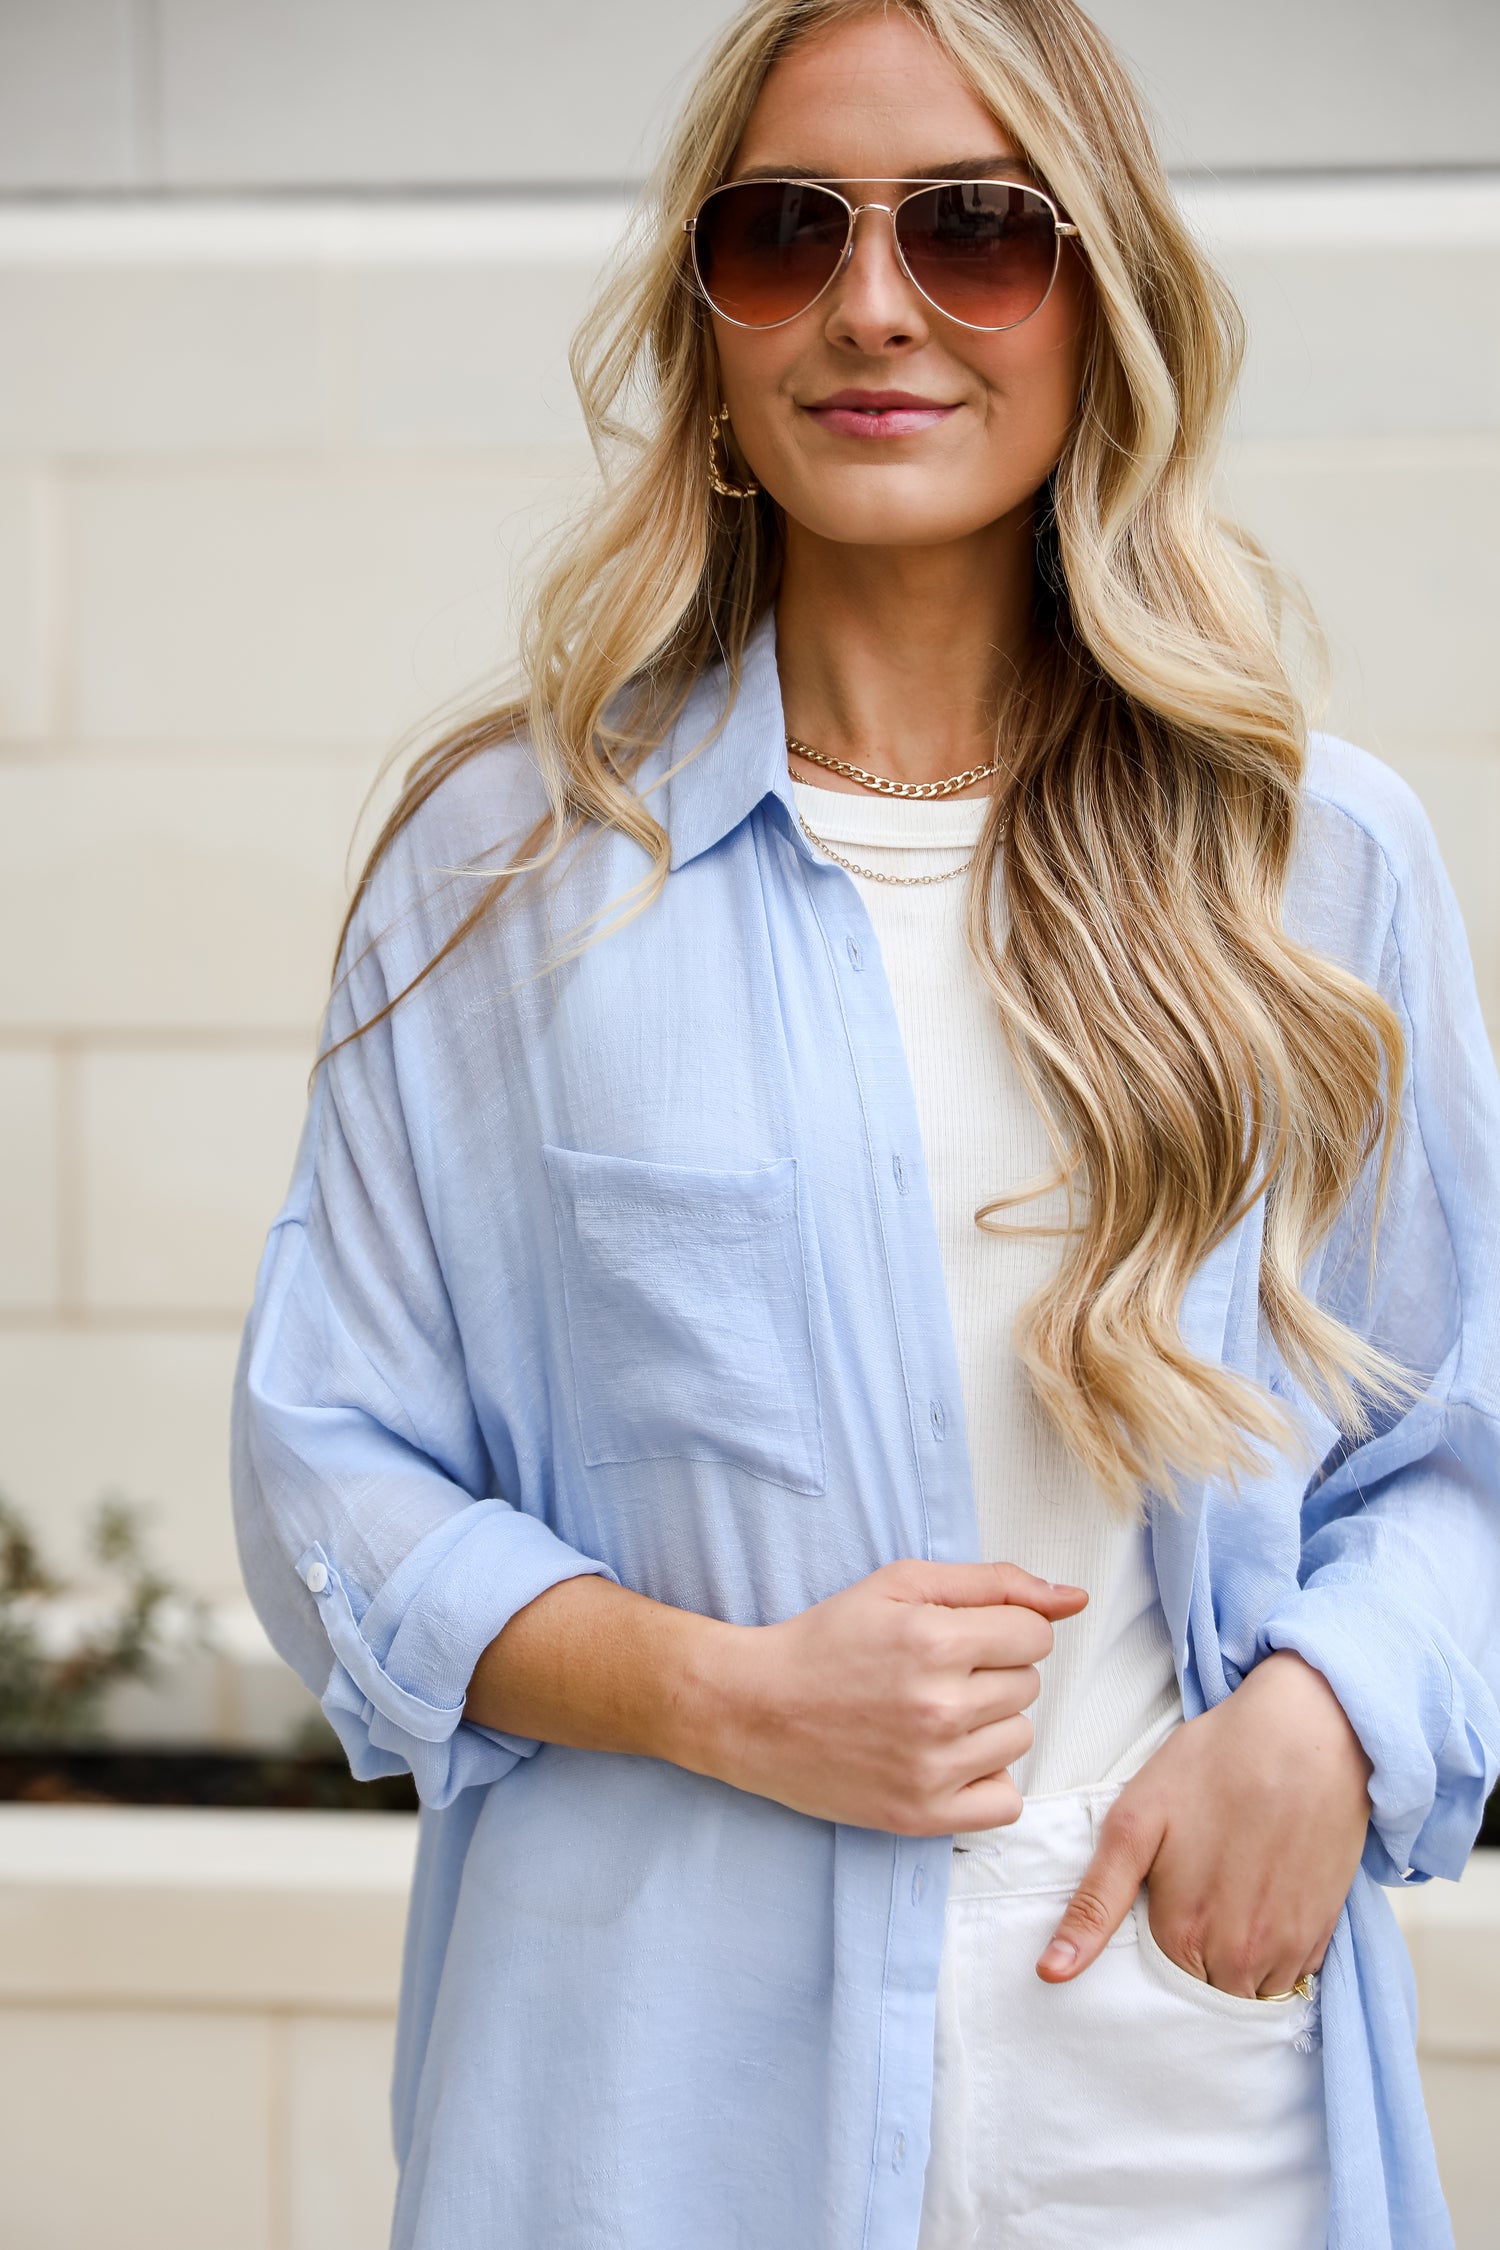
[1039,1938,1078,1973]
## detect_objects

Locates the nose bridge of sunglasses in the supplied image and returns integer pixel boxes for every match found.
[839,199,924,290]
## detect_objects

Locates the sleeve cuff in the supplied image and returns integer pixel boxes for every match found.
[295,1500,619,1809]
[1254,1580,1496,1885]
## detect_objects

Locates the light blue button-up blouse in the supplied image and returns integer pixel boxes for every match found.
[232,612,1500,2250]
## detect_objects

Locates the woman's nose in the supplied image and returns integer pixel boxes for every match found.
[822,203,931,353]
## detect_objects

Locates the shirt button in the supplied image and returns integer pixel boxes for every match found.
[892,2130,907,2169]
[911,1865,926,1904]
[846,935,864,971]
[892,1152,909,1195]
[930,1399,946,1441]
[304,1561,329,1594]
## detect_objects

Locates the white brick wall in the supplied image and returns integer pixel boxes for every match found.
[0,1329,245,1588]
[61,459,567,747]
[0,757,369,1029]
[0,469,53,739]
[0,1052,59,1312]
[1,0,1497,189]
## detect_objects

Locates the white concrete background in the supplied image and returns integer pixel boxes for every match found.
[1,0,1498,188]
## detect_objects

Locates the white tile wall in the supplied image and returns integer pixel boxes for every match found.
[331,260,596,450]
[0,469,53,742]
[0,755,374,1032]
[62,458,578,750]
[0,0,136,193]
[1227,245,1500,444]
[1421,2058,1500,2245]
[79,1045,314,1315]
[0,1052,60,1312]
[152,0,740,189]
[1373,739,1500,1029]
[1221,439,1500,742]
[2,0,1497,191]
[0,263,330,455]
[1085,0,1500,172]
[286,2016,401,2250]
[0,2004,276,2250]
[0,1328,245,1596]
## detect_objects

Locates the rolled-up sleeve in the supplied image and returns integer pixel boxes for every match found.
[1254,774,1500,1885]
[230,879,617,1808]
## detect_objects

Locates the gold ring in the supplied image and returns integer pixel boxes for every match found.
[1255,1972,1316,2003]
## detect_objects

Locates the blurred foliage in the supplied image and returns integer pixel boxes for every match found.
[0,1491,211,1744]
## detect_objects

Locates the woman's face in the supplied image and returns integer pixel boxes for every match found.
[709,10,1088,552]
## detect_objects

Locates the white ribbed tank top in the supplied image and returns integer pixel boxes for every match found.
[792,779,1182,1835]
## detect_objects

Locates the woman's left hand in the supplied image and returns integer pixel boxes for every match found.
[1037,1649,1373,1996]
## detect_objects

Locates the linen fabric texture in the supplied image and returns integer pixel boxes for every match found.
[232,612,1500,2250]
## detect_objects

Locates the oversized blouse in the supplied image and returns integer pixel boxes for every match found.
[232,611,1500,2250]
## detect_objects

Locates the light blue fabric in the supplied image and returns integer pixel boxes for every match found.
[232,611,1500,2250]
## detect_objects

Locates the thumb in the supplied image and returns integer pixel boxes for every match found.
[1036,1801,1163,1982]
[915,1560,1089,1621]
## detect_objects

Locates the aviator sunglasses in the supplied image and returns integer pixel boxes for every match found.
[685,175,1079,332]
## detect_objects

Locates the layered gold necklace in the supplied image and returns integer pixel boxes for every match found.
[786,733,1002,800]
[786,732,1004,887]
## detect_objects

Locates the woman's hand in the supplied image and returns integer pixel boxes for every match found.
[699,1559,1088,1835]
[1037,1649,1372,1995]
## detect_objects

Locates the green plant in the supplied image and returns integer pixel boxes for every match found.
[0,1493,212,1743]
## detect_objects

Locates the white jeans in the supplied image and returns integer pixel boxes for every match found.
[917,1784,1330,2250]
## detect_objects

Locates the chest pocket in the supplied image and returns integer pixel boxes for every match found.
[543,1144,825,1495]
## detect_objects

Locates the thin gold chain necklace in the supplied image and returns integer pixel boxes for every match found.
[794,808,976,886]
[786,733,1002,800]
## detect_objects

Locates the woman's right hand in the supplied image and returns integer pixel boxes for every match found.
[695,1560,1088,1836]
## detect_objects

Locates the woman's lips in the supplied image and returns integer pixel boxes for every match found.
[801,398,959,440]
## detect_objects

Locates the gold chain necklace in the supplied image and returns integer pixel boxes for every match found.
[786,733,1002,800]
[794,805,1006,888]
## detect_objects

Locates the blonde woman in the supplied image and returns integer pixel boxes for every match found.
[232,4,1499,2246]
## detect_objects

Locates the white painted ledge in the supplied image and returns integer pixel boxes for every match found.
[1177,171,1500,248]
[0,1800,1494,2046]
[0,174,1496,262]
[0,194,632,266]
[0,1808,1494,2248]
[0,1805,417,2012]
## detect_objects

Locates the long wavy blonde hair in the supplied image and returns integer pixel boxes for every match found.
[336,0,1406,1513]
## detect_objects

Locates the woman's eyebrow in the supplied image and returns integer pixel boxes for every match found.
[728,155,1040,184]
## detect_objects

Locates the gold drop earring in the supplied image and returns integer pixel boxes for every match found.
[708,402,759,499]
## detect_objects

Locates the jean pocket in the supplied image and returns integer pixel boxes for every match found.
[1134,1897,1315,2034]
[543,1144,826,1494]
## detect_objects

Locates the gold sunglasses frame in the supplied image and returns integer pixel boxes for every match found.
[683,176,1080,334]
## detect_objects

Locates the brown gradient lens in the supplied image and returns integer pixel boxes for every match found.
[692,181,851,326]
[895,183,1061,329]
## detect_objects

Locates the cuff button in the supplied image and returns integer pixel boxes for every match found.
[304,1560,329,1594]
